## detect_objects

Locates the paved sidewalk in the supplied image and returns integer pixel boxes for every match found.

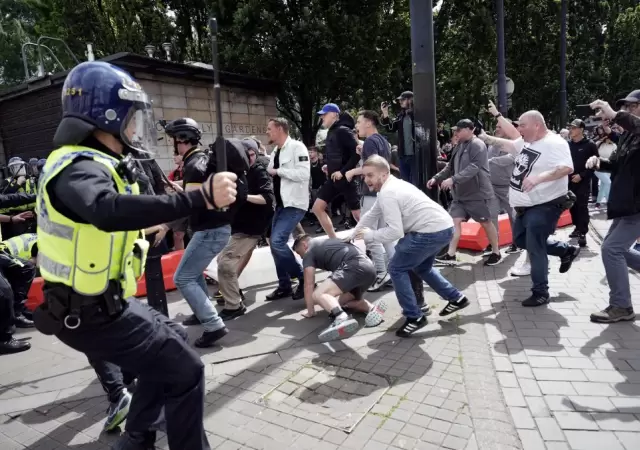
[0,227,638,450]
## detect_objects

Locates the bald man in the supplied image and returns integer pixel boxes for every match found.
[480,110,580,308]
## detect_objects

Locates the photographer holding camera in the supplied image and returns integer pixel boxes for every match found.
[381,91,416,184]
[585,91,640,324]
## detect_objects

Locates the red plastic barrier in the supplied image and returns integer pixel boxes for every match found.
[458,209,573,251]
[26,250,187,310]
[26,278,44,311]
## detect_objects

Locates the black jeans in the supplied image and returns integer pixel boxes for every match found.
[0,253,35,341]
[569,181,590,235]
[55,298,210,450]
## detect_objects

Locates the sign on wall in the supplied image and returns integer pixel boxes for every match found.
[200,123,268,136]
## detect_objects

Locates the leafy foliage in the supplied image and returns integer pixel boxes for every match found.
[1,0,639,136]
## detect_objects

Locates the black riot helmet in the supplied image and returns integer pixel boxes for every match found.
[164,118,202,145]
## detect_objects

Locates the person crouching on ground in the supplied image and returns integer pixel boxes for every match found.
[293,234,387,341]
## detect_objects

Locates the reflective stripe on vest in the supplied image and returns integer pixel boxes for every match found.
[3,233,37,260]
[37,146,142,297]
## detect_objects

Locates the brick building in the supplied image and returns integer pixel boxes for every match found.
[0,52,279,171]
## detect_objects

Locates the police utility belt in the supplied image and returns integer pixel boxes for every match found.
[34,281,127,335]
[514,191,576,216]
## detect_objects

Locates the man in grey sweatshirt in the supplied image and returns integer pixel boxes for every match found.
[427,119,502,266]
[488,119,520,254]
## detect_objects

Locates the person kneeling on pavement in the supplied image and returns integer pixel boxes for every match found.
[293,234,387,341]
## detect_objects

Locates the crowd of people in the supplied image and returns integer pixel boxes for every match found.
[0,57,638,450]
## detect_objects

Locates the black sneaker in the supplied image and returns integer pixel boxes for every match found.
[577,235,587,248]
[396,316,428,338]
[559,246,580,273]
[182,314,201,326]
[522,295,550,307]
[435,253,457,265]
[14,314,35,329]
[505,244,521,254]
[0,338,30,355]
[266,287,293,301]
[213,290,224,306]
[194,327,229,348]
[219,305,247,321]
[440,296,470,316]
[569,229,580,238]
[482,245,493,257]
[292,282,305,300]
[111,431,156,450]
[484,253,503,266]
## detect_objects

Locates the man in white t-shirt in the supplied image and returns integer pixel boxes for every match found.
[480,110,580,307]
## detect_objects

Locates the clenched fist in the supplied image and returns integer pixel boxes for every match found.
[202,172,238,209]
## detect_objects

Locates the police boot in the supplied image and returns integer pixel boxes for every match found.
[111,431,156,450]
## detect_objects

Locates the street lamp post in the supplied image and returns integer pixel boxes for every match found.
[496,0,508,115]
[410,0,438,199]
[560,0,568,127]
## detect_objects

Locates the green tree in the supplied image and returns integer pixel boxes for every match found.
[605,3,640,101]
[222,0,411,145]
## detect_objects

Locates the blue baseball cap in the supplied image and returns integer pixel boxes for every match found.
[317,103,340,115]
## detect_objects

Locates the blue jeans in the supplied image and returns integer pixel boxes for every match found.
[399,155,416,185]
[595,171,611,204]
[271,207,306,289]
[174,227,230,332]
[602,213,640,309]
[388,227,461,319]
[512,204,568,298]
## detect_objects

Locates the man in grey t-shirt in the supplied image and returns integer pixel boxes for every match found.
[293,235,387,342]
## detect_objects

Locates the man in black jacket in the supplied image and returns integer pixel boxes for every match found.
[567,119,599,247]
[166,118,249,348]
[216,140,274,320]
[381,91,416,184]
[587,91,640,323]
[311,104,360,238]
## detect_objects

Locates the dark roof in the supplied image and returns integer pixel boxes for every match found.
[0,52,279,102]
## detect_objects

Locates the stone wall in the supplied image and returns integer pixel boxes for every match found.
[134,73,278,171]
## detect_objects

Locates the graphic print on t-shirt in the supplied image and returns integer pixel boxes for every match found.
[510,146,542,192]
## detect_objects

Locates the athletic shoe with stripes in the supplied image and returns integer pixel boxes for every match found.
[440,295,470,317]
[395,315,428,337]
[318,315,359,342]
[365,299,388,327]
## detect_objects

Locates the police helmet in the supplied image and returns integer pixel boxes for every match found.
[165,118,202,143]
[7,157,26,177]
[36,159,47,173]
[53,61,157,155]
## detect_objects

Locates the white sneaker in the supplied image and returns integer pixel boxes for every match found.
[368,272,391,292]
[510,262,531,277]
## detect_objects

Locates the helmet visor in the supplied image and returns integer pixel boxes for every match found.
[119,89,158,157]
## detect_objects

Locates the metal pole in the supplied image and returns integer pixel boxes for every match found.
[410,0,438,200]
[496,0,508,115]
[209,18,227,173]
[559,0,567,127]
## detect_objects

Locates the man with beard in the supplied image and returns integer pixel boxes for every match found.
[381,91,416,184]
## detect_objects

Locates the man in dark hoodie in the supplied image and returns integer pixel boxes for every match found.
[312,103,360,238]
[586,92,640,324]
[216,139,274,320]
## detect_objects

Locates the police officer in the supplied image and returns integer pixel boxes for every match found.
[0,193,39,354]
[4,232,37,263]
[33,61,237,450]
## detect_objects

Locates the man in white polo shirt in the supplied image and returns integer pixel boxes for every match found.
[351,155,469,338]
[480,110,580,307]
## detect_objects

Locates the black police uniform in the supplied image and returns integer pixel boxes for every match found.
[0,192,38,354]
[36,137,211,450]
[569,137,599,237]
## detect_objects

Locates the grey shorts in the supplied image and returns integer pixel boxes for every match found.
[449,199,492,223]
[330,257,376,300]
